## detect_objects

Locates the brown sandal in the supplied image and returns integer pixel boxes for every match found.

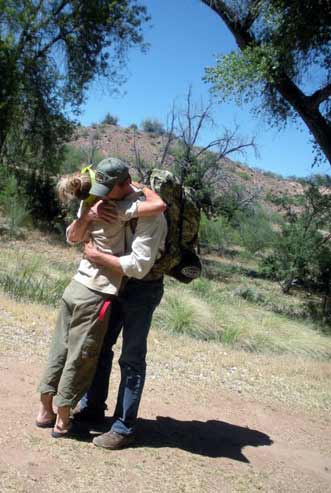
[51,422,88,439]
[36,418,56,428]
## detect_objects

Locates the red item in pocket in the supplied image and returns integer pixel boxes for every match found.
[98,300,111,321]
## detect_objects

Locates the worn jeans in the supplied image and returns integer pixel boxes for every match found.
[79,277,164,435]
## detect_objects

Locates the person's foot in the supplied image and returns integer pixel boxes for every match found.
[51,421,88,439]
[93,431,135,450]
[36,394,56,427]
[36,416,56,428]
[36,409,56,427]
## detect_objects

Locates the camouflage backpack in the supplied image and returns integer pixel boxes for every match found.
[145,169,202,283]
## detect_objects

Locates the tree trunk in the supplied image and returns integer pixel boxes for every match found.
[274,76,331,164]
[201,0,331,165]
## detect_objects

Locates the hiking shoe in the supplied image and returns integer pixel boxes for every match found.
[93,431,135,450]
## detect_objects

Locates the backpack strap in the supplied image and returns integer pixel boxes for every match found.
[178,186,186,247]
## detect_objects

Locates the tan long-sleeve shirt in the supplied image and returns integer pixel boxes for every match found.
[67,188,167,294]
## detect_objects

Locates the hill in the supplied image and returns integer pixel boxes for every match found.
[71,123,306,207]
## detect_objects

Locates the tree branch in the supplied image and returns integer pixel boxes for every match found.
[33,27,75,60]
[242,0,261,31]
[159,104,176,167]
[202,0,331,163]
[308,83,331,109]
[191,102,213,147]
[16,0,45,55]
[201,0,255,48]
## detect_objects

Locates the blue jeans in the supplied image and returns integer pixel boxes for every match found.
[79,277,164,435]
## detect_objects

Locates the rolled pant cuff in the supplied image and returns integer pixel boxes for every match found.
[38,383,56,395]
[54,395,77,408]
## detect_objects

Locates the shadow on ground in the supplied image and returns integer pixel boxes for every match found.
[135,416,273,462]
[70,416,273,462]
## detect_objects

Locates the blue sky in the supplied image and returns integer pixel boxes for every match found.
[79,0,328,178]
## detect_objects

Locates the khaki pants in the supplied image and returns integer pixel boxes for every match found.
[38,280,112,408]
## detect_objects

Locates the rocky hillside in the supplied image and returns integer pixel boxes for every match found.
[71,123,306,205]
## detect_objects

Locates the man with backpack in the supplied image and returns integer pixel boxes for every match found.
[74,159,168,450]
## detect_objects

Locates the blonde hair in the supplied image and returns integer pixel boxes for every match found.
[57,171,92,205]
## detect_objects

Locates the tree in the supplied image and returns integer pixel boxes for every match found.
[166,88,257,214]
[261,185,331,322]
[213,183,260,222]
[141,118,165,135]
[132,88,257,215]
[102,113,119,126]
[0,0,148,171]
[202,0,331,164]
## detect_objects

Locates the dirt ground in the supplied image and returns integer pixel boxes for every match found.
[0,295,331,492]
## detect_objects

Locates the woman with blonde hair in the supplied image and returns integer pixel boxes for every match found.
[56,165,97,205]
[36,158,166,438]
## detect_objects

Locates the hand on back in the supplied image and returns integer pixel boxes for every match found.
[87,200,119,224]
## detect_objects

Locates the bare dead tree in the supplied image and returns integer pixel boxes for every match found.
[167,87,257,185]
[158,103,177,167]
[130,87,258,214]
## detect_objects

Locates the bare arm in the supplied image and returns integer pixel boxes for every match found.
[66,201,117,244]
[66,208,91,244]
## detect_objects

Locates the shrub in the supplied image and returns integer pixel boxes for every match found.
[61,144,86,173]
[155,292,220,341]
[199,214,235,253]
[233,286,266,303]
[189,277,214,298]
[236,170,251,181]
[236,209,276,254]
[141,118,165,135]
[265,192,305,207]
[220,326,243,346]
[101,113,118,126]
[260,186,331,323]
[61,144,104,175]
[213,184,258,223]
[310,174,331,188]
[23,171,64,229]
[261,170,284,180]
[0,174,31,235]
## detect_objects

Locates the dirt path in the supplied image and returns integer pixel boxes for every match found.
[1,353,330,493]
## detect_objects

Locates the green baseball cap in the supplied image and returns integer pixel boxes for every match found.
[90,157,130,197]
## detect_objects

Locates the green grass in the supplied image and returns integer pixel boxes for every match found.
[154,278,331,360]
[0,239,330,360]
[0,247,74,306]
[154,251,331,360]
[0,269,69,306]
[155,291,221,341]
[219,326,243,345]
